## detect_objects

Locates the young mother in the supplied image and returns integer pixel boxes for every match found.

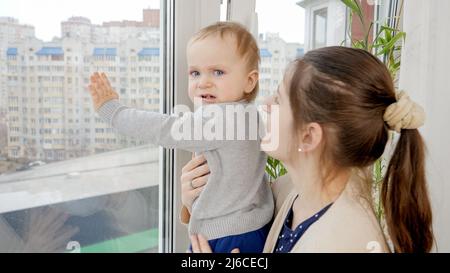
[180,46,433,253]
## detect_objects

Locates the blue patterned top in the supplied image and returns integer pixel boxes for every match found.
[274,196,333,253]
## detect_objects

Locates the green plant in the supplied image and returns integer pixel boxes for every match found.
[341,0,405,221]
[342,0,405,80]
[265,156,287,181]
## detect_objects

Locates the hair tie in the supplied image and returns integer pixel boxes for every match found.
[383,91,425,133]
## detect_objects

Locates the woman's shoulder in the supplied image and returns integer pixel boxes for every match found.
[293,173,391,253]
[293,203,390,252]
[321,196,390,252]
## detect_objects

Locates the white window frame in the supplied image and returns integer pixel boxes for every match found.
[312,7,328,49]
[168,0,221,253]
[301,0,330,51]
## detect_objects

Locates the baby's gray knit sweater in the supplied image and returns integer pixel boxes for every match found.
[97,99,274,240]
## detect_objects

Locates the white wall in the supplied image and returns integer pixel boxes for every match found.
[399,0,450,252]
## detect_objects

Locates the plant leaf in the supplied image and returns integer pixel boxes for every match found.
[377,31,405,55]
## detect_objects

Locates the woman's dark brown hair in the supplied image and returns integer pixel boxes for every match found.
[288,46,433,252]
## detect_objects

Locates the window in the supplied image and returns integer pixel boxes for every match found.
[313,8,327,49]
[0,0,168,253]
[255,0,305,103]
[5,0,382,254]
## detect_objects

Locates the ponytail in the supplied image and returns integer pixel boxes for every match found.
[382,129,433,252]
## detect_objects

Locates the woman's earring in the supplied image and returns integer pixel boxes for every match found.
[298,148,303,152]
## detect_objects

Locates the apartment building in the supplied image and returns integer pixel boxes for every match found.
[1,11,161,162]
[257,33,303,103]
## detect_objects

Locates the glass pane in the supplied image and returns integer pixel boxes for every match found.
[255,0,305,103]
[0,0,164,253]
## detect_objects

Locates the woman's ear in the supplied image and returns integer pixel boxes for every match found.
[244,70,259,94]
[298,122,323,152]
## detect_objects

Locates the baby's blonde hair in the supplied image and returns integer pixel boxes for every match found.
[190,22,260,102]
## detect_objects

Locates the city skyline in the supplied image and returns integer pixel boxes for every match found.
[0,0,305,43]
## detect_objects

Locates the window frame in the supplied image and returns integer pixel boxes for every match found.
[166,0,221,253]
[312,7,328,49]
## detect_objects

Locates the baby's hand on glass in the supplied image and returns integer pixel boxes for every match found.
[88,72,119,111]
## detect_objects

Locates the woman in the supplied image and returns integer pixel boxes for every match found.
[181,46,433,253]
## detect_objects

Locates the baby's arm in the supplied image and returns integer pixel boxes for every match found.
[88,72,226,152]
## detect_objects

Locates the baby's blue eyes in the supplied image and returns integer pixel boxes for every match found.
[213,70,224,76]
[190,71,200,77]
[189,70,225,77]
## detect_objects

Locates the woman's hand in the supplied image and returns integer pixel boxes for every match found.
[181,154,210,213]
[189,234,240,253]
[88,72,119,111]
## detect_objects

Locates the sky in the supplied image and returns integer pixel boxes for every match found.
[256,0,305,43]
[0,0,304,43]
